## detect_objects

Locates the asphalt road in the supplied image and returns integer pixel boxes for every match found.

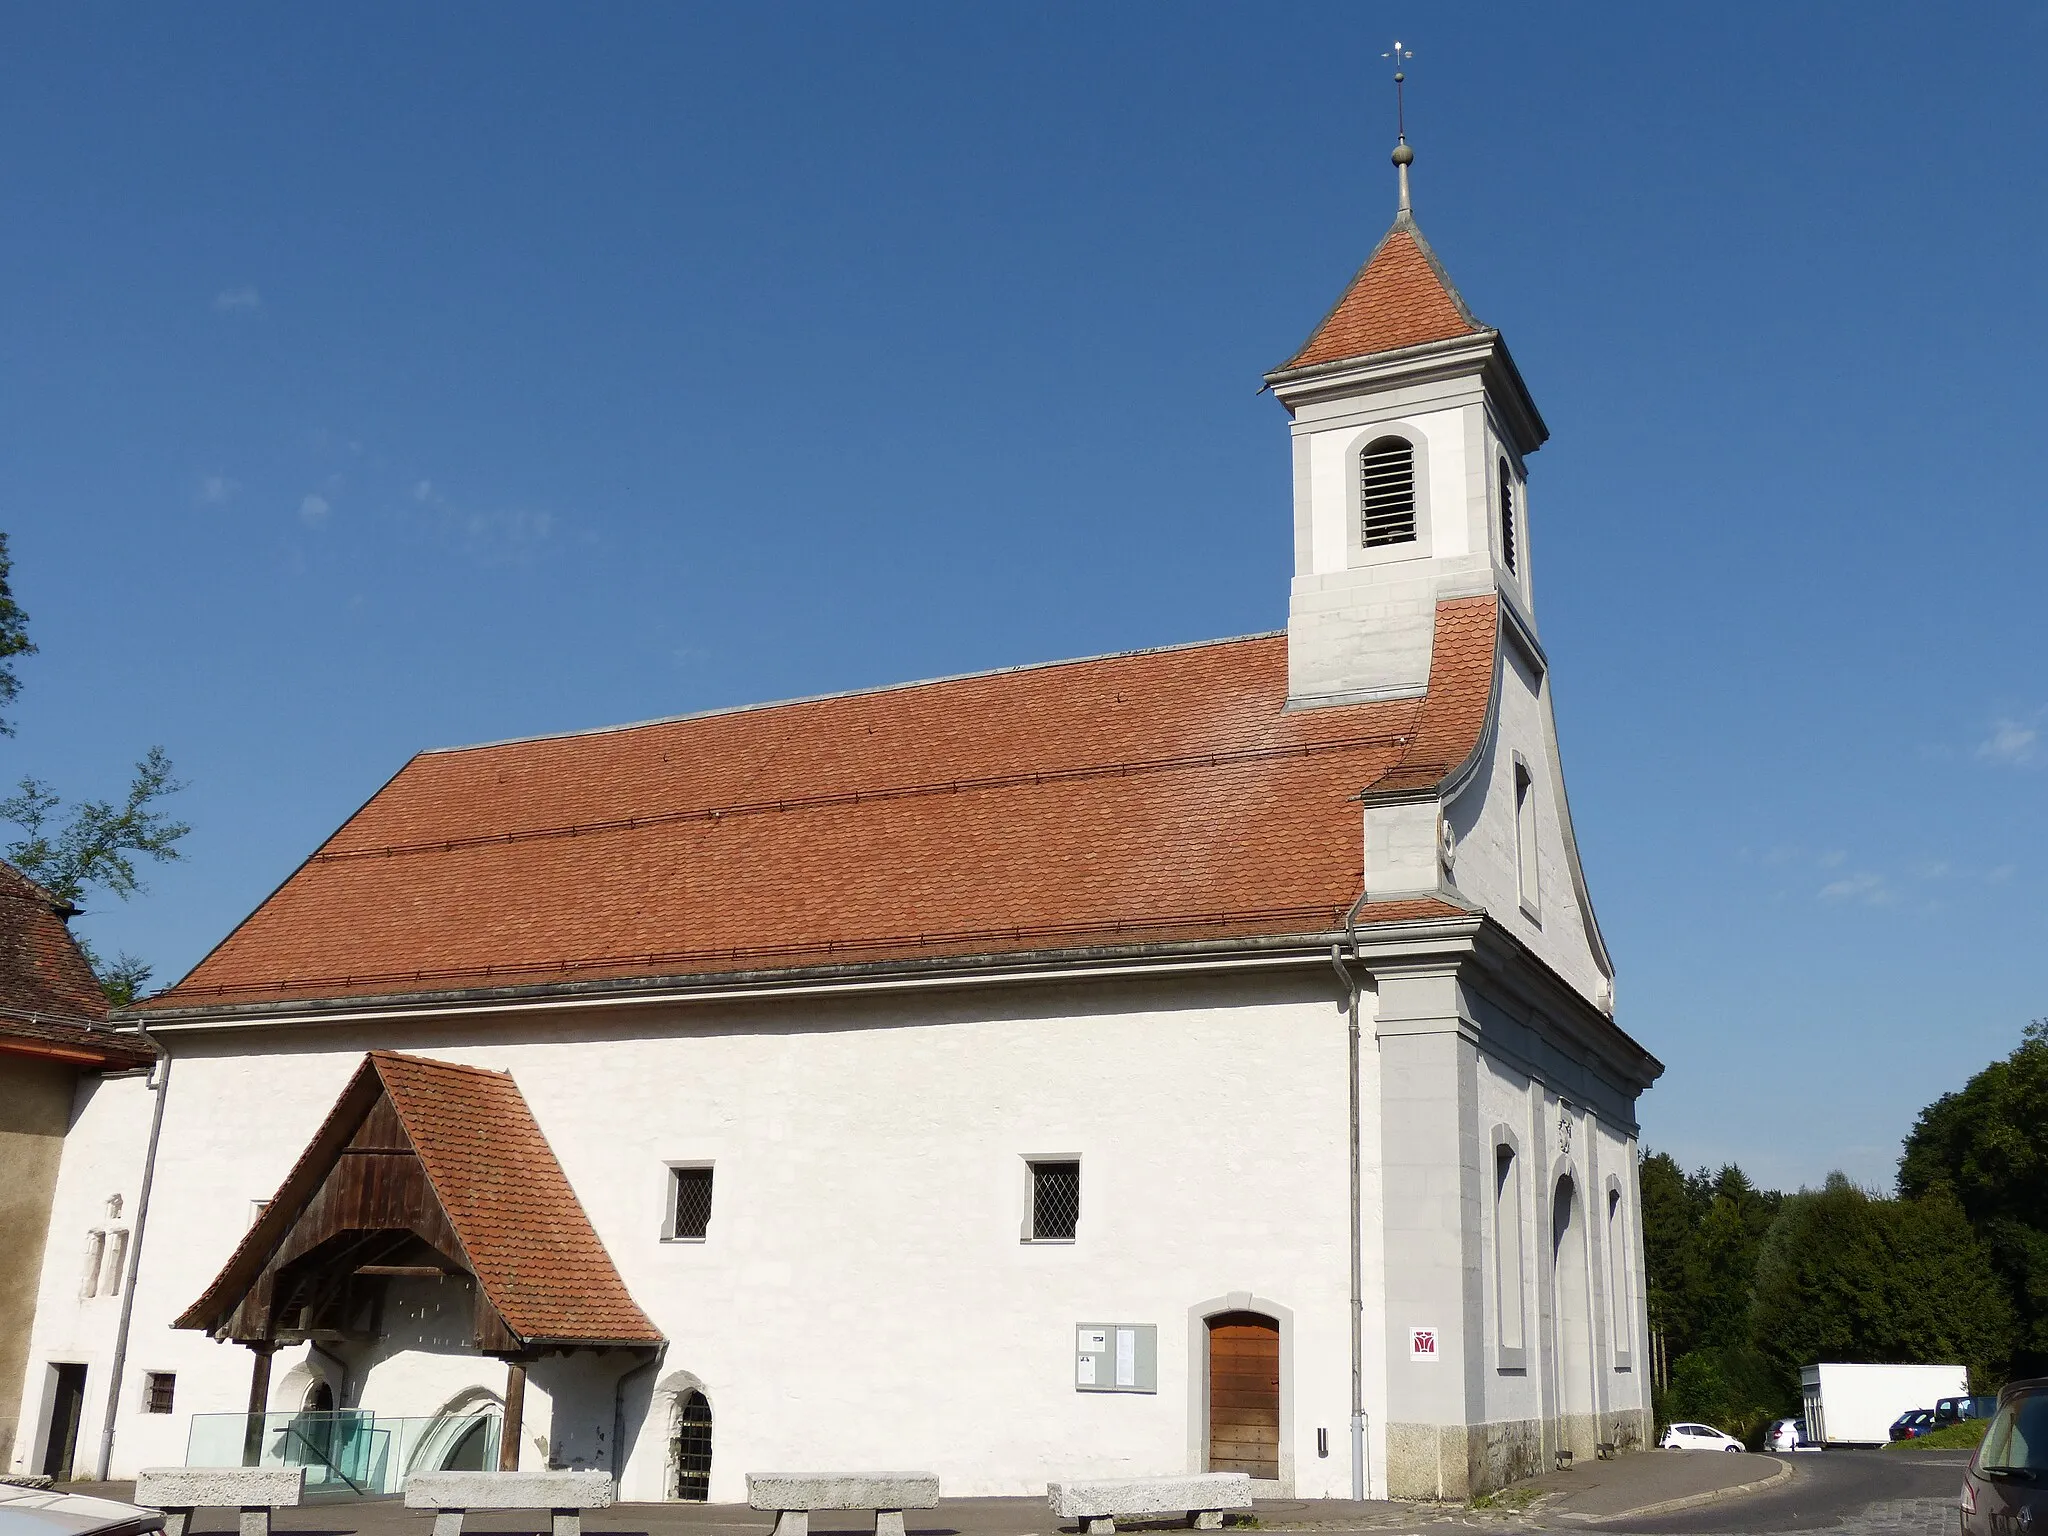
[1599,1449,1969,1534]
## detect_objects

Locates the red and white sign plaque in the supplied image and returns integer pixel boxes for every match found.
[1409,1326,1440,1362]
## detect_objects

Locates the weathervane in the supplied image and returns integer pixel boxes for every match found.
[1382,40,1416,216]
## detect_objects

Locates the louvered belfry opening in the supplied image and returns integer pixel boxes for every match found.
[1360,437,1418,547]
[1499,460,1517,573]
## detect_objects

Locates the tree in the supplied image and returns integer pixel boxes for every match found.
[1641,1151,1698,1355]
[0,536,188,1004]
[1900,1021,2048,1371]
[0,534,35,736]
[1750,1175,2014,1392]
[1687,1167,1780,1351]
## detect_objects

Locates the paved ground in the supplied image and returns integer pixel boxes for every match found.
[1594,1449,1967,1535]
[57,1450,1971,1536]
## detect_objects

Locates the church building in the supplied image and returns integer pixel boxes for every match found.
[10,142,1660,1503]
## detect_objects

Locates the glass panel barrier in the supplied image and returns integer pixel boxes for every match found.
[184,1412,499,1499]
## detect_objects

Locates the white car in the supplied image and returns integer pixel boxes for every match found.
[1661,1421,1745,1451]
[1766,1417,1809,1452]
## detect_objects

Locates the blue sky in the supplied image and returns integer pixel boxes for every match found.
[2,5,2042,1192]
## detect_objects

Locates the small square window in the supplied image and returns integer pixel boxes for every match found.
[667,1166,713,1241]
[144,1372,175,1414]
[1029,1160,1080,1241]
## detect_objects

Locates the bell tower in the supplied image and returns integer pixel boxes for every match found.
[1264,129,1546,708]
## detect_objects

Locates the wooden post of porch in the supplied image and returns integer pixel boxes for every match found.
[499,1361,527,1472]
[242,1343,276,1467]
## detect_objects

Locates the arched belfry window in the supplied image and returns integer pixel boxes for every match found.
[1498,459,1517,574]
[1360,436,1417,548]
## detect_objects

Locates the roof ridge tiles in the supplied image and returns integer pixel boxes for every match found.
[367,1047,510,1079]
[425,629,1288,757]
[319,727,1414,865]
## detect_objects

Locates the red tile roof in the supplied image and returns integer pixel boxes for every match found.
[0,860,150,1068]
[176,1050,661,1347]
[149,598,1499,1011]
[1277,216,1482,372]
[375,1051,662,1345]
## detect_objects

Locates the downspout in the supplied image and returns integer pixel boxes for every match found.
[96,1025,172,1481]
[1332,886,1370,1502]
[611,1346,664,1486]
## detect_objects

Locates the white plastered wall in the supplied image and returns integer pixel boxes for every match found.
[1471,1057,1648,1450]
[9,1071,160,1477]
[1286,373,1501,705]
[1444,638,1609,1007]
[32,974,1396,1498]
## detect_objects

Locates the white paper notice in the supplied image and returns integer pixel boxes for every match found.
[1115,1327,1136,1387]
[1078,1355,1098,1385]
[1079,1329,1107,1354]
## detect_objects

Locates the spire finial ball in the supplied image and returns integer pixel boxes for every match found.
[1391,143,1414,167]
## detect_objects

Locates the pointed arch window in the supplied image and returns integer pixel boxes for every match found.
[1498,458,1517,574]
[1359,437,1417,548]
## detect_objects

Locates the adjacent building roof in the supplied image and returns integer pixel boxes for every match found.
[1275,213,1483,373]
[0,860,150,1069]
[177,1050,662,1348]
[144,596,1501,1014]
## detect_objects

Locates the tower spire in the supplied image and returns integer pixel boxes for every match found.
[1383,40,1415,216]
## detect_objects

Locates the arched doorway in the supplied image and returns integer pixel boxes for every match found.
[409,1387,504,1476]
[1206,1312,1280,1480]
[670,1390,712,1501]
[441,1417,494,1471]
[1552,1175,1594,1451]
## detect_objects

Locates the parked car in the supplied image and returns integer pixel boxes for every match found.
[1891,1408,1938,1441]
[1661,1422,1745,1451]
[1935,1395,2001,1430]
[1767,1417,1809,1452]
[0,1486,163,1536]
[1960,1378,2048,1535]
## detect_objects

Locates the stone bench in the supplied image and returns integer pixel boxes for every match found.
[135,1467,305,1536]
[405,1470,614,1536]
[747,1472,941,1536]
[1046,1473,1254,1534]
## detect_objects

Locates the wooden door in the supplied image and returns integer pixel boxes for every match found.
[1207,1312,1280,1479]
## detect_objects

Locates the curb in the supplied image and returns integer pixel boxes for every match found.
[1552,1455,1795,1524]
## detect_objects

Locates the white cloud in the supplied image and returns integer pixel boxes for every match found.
[298,494,331,527]
[1978,716,2042,767]
[1819,871,1897,906]
[196,474,240,506]
[459,507,552,562]
[213,286,263,313]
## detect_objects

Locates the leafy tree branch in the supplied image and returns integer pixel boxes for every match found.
[0,533,191,1003]
[1,748,190,906]
[0,533,35,736]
